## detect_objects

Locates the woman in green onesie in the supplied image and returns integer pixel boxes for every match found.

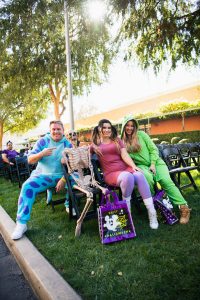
[121,115,191,224]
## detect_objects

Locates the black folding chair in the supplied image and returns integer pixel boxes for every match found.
[156,144,165,159]
[176,144,192,168]
[6,158,18,184]
[0,154,8,178]
[46,187,66,212]
[62,161,102,221]
[187,143,200,171]
[161,145,198,192]
[15,156,31,188]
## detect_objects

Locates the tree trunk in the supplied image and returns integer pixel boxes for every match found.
[0,120,3,150]
[48,82,61,120]
[53,100,60,120]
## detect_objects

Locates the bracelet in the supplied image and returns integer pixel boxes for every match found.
[61,177,66,183]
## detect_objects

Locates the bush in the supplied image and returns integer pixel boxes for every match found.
[151,130,200,143]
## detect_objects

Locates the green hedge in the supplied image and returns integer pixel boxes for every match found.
[150,130,200,143]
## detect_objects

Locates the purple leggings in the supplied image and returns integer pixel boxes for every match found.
[117,171,151,199]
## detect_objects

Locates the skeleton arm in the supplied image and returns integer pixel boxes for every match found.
[93,182,108,194]
[73,184,93,198]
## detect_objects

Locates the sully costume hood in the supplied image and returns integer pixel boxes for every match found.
[120,115,139,138]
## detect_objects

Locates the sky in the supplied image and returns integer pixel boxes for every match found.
[73,59,200,115]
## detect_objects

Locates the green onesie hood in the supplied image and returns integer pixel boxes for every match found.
[120,115,139,138]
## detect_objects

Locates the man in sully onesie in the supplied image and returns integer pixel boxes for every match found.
[12,120,72,240]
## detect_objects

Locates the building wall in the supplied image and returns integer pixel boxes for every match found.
[78,115,200,141]
[65,82,200,130]
[150,115,200,135]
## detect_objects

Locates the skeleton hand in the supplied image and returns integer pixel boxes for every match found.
[102,188,109,195]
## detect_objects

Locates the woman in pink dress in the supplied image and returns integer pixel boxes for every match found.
[91,119,159,229]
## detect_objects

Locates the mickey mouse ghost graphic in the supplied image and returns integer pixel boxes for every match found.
[103,214,121,232]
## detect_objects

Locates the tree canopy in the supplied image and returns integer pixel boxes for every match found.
[0,0,115,147]
[110,0,200,72]
[0,0,114,115]
[0,72,49,148]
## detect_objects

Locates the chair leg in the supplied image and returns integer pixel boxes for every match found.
[51,201,55,212]
[92,193,98,212]
[178,173,181,185]
[185,171,198,190]
[131,190,142,213]
[170,174,183,193]
[69,195,80,220]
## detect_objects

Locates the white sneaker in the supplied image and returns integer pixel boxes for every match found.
[148,210,159,229]
[12,223,27,240]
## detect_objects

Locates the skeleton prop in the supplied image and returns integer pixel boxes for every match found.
[62,146,106,237]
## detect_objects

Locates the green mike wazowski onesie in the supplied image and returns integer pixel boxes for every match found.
[121,115,187,206]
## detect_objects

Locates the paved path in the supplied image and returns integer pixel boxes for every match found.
[0,206,81,300]
[0,234,38,300]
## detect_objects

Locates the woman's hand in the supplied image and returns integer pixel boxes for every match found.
[132,165,142,172]
[149,164,156,175]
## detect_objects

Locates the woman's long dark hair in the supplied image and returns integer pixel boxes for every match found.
[91,119,122,154]
[92,119,118,145]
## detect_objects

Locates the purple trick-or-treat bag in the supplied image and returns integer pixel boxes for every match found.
[153,190,179,225]
[98,190,136,244]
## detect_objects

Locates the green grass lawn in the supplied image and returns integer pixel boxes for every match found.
[0,171,200,300]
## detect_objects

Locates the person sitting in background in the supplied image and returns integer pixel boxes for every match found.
[24,143,33,155]
[2,141,19,165]
[91,119,159,230]
[120,115,191,224]
[11,120,72,240]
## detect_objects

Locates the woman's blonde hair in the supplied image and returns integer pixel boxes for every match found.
[122,119,141,153]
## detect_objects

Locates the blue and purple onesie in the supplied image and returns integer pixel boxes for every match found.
[16,133,71,224]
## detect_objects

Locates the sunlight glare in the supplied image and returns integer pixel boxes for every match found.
[87,1,106,21]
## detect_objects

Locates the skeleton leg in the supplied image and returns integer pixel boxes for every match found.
[73,185,94,237]
[75,197,93,237]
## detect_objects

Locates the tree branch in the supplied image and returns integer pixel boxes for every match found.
[176,8,200,20]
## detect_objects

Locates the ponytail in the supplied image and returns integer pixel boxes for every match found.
[92,126,100,146]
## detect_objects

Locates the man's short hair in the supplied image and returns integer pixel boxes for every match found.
[49,120,64,129]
